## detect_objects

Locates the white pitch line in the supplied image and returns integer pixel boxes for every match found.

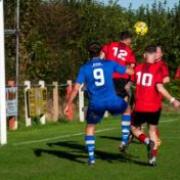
[160,118,180,123]
[12,127,118,146]
[163,137,180,139]
[12,117,179,146]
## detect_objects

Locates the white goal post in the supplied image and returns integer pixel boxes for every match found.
[0,0,7,145]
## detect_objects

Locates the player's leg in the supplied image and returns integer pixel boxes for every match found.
[131,112,151,146]
[156,128,162,147]
[131,122,156,166]
[113,79,132,151]
[121,85,132,150]
[107,96,130,152]
[127,91,136,144]
[131,125,150,145]
[85,105,104,165]
[85,124,96,165]
[147,110,161,166]
[148,125,159,166]
[120,105,131,152]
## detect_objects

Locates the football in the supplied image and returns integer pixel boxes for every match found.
[134,21,148,36]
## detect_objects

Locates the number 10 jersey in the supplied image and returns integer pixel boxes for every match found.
[133,63,164,112]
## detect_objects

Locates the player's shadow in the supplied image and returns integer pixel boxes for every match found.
[34,141,150,166]
[99,135,141,144]
[34,141,130,164]
[34,147,86,164]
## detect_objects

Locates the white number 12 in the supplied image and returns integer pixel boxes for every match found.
[113,48,128,61]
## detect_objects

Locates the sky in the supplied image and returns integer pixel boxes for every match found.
[102,0,179,9]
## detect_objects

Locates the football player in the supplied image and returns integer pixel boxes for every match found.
[131,45,180,166]
[100,31,136,151]
[64,42,134,165]
[156,44,170,83]
[155,45,170,145]
[130,45,171,145]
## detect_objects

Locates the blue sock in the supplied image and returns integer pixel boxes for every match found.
[85,135,95,163]
[121,115,131,145]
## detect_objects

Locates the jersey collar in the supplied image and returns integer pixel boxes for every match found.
[91,57,101,61]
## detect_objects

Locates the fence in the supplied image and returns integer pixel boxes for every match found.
[6,80,86,130]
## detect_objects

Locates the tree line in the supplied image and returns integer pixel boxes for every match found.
[4,0,180,85]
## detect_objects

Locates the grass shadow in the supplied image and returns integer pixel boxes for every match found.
[99,135,141,145]
[34,140,150,167]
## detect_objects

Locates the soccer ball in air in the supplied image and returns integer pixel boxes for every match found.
[134,21,148,36]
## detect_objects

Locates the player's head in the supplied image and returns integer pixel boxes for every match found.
[144,45,157,63]
[156,44,164,61]
[120,31,133,46]
[87,42,101,58]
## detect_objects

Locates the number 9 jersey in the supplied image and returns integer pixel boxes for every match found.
[133,63,164,112]
[75,57,126,103]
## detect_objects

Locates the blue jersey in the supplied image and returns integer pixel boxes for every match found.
[76,57,126,103]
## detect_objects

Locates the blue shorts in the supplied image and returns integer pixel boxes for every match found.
[86,97,127,124]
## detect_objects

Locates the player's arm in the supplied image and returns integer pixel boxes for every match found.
[100,44,107,59]
[127,50,136,68]
[126,50,136,91]
[114,62,134,75]
[163,76,170,84]
[124,80,133,92]
[100,51,105,59]
[115,63,134,93]
[162,64,170,84]
[126,66,134,75]
[64,83,81,114]
[129,63,135,68]
[126,51,136,89]
[125,63,135,91]
[156,83,180,108]
[64,67,85,115]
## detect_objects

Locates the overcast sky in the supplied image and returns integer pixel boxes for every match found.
[101,0,179,9]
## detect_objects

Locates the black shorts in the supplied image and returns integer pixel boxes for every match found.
[132,110,161,126]
[113,78,129,98]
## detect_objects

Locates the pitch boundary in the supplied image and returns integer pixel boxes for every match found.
[12,118,179,146]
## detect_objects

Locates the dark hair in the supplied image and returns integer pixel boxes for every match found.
[87,42,101,58]
[120,31,132,41]
[144,45,157,53]
[156,44,164,52]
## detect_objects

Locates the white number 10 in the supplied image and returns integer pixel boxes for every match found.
[93,68,105,86]
[136,72,153,87]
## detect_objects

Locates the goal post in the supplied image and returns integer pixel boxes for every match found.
[0,0,7,145]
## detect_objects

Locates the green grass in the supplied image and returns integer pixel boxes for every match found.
[0,111,180,180]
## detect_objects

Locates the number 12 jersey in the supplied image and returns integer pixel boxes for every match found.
[102,42,136,79]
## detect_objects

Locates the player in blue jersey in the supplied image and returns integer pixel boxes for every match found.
[64,42,134,165]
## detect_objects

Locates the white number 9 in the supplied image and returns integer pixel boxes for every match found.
[93,68,105,86]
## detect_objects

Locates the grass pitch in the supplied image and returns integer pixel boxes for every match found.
[0,111,179,180]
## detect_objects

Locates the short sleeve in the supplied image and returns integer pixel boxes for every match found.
[130,65,138,82]
[113,62,127,74]
[155,71,163,84]
[161,63,169,78]
[75,67,85,84]
[127,50,136,64]
[101,44,108,55]
[130,70,136,82]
